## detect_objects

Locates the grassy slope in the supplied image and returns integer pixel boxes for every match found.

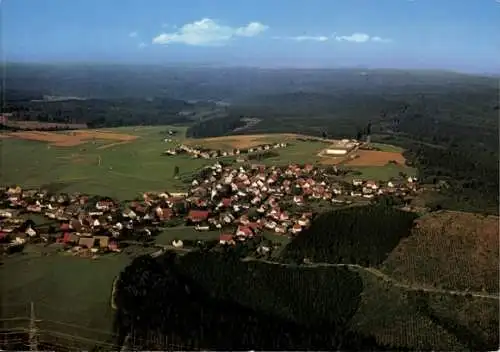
[381,211,499,293]
[1,126,209,199]
[0,247,132,345]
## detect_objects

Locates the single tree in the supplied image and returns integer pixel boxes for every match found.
[173,165,180,178]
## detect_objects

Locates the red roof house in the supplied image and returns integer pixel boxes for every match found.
[187,210,210,222]
[236,226,253,237]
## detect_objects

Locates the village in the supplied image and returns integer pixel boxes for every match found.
[0,161,419,259]
[163,141,289,159]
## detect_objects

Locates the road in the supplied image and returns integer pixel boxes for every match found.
[241,257,500,300]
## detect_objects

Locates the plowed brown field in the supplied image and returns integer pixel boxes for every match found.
[344,150,406,166]
[7,130,138,147]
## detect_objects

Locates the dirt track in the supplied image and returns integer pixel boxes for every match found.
[7,130,138,147]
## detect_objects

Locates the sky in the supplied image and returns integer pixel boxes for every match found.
[2,0,500,73]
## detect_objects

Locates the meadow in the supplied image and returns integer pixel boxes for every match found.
[1,126,208,200]
[1,127,415,200]
[0,246,133,347]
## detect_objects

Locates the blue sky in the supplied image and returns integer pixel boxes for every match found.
[2,0,499,73]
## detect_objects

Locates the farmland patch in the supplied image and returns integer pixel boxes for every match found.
[344,150,406,166]
[7,130,138,147]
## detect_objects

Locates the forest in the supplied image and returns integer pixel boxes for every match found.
[1,93,194,128]
[113,253,390,351]
[280,205,418,265]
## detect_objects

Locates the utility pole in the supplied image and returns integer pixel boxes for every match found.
[29,302,38,352]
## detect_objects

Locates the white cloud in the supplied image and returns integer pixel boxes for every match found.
[371,36,392,43]
[334,32,392,43]
[129,31,138,38]
[334,33,370,43]
[152,18,268,46]
[138,42,147,49]
[292,35,329,42]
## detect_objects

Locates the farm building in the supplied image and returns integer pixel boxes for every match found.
[323,139,359,155]
[324,148,349,155]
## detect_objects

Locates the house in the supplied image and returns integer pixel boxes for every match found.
[291,224,303,235]
[219,234,235,245]
[25,227,37,237]
[365,180,378,190]
[94,235,109,248]
[195,224,210,231]
[78,236,95,249]
[187,210,210,223]
[236,226,253,237]
[172,239,184,248]
[108,240,119,252]
[352,179,363,186]
[293,195,304,205]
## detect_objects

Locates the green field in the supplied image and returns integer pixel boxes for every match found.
[1,127,414,197]
[260,140,327,165]
[0,246,133,347]
[1,126,209,200]
[345,164,417,182]
[368,142,405,153]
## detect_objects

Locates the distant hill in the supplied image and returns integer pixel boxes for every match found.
[2,63,497,101]
[2,89,197,128]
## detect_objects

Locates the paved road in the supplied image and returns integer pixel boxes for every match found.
[241,257,500,300]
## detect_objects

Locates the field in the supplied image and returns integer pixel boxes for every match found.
[184,133,299,150]
[0,126,209,199]
[2,120,88,130]
[0,247,133,347]
[344,165,417,181]
[367,143,405,153]
[1,127,415,198]
[6,130,138,147]
[344,150,406,166]
[381,211,500,293]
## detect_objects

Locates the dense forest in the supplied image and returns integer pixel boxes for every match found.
[113,253,389,351]
[112,248,499,351]
[280,205,417,265]
[185,114,247,138]
[1,91,195,128]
